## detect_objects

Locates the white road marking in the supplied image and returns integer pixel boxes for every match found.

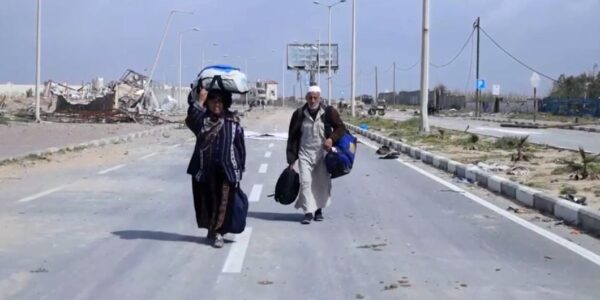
[140,152,157,160]
[222,228,253,273]
[258,163,268,174]
[264,151,272,158]
[359,137,600,267]
[268,143,274,148]
[17,185,69,203]
[249,184,263,202]
[169,144,181,149]
[97,164,126,175]
[186,138,195,143]
[474,127,542,135]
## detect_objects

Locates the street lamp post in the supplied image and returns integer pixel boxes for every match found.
[350,0,356,117]
[419,0,430,133]
[35,0,42,122]
[178,28,200,109]
[314,0,346,105]
[530,72,540,123]
[144,9,193,110]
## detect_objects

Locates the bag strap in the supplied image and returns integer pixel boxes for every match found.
[323,105,333,139]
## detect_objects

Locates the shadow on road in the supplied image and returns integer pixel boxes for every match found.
[247,211,302,223]
[112,230,209,245]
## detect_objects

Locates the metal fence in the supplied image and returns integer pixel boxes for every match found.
[540,99,600,117]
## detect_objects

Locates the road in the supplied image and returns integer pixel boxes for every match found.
[1,107,600,299]
[386,111,600,153]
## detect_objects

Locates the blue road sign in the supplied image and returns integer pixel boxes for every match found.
[477,80,486,90]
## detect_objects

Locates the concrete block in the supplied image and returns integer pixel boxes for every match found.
[466,165,478,182]
[432,155,440,168]
[438,158,449,171]
[533,193,557,214]
[554,199,581,225]
[455,164,467,179]
[447,160,459,174]
[487,175,505,193]
[579,207,600,234]
[500,181,519,200]
[475,170,489,188]
[515,186,538,207]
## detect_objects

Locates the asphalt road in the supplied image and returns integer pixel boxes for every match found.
[2,107,600,299]
[386,111,600,153]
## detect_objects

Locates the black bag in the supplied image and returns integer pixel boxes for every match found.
[224,186,249,234]
[274,168,300,205]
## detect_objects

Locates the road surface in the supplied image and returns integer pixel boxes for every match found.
[1,107,600,299]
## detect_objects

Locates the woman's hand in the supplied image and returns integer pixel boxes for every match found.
[198,89,208,106]
[323,138,333,152]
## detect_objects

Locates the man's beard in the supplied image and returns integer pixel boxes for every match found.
[308,102,320,110]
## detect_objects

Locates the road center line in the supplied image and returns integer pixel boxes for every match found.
[264,151,272,158]
[249,184,263,202]
[17,185,70,203]
[268,143,274,148]
[169,144,181,149]
[358,137,600,267]
[258,163,268,174]
[222,228,253,273]
[140,152,157,160]
[98,164,126,175]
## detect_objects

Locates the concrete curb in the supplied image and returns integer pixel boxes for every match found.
[346,122,600,235]
[471,117,600,133]
[0,124,179,166]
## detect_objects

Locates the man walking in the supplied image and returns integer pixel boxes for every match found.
[286,86,346,224]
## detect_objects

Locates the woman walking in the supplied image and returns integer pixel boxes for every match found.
[186,87,246,248]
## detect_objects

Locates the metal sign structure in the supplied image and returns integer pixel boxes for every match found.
[477,79,486,90]
[492,84,500,96]
[287,43,339,71]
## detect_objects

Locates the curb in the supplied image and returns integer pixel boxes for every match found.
[0,124,179,166]
[471,117,600,133]
[346,122,600,235]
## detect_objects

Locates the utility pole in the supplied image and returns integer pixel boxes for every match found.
[35,0,42,122]
[282,44,286,107]
[474,17,481,117]
[393,62,396,105]
[375,66,378,101]
[419,0,430,133]
[350,0,356,117]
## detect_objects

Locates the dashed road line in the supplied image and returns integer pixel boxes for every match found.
[249,184,263,202]
[258,163,268,174]
[17,185,70,203]
[268,143,274,148]
[98,164,126,175]
[222,228,253,273]
[140,152,158,160]
[169,144,181,149]
[264,151,272,158]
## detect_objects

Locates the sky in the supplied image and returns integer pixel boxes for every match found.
[1,0,599,99]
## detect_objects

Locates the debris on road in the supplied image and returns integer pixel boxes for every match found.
[559,194,587,206]
[355,293,365,299]
[30,267,48,273]
[507,206,524,214]
[257,280,274,285]
[376,145,392,155]
[379,152,400,160]
[383,283,399,291]
[357,243,387,251]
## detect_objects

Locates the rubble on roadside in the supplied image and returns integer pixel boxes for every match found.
[2,69,182,125]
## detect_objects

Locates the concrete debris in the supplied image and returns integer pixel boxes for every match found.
[376,145,392,155]
[559,194,587,206]
[477,162,510,173]
[506,166,529,176]
[38,69,178,124]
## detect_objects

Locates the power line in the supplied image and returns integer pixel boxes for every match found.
[431,28,475,69]
[397,60,420,71]
[480,27,557,82]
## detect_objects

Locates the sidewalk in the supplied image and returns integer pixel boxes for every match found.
[0,122,164,161]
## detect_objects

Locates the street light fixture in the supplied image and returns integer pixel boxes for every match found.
[314,0,346,105]
[178,28,200,109]
[350,0,356,117]
[144,9,193,110]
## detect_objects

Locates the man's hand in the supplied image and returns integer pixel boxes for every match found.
[288,164,294,171]
[323,138,333,152]
[198,89,208,106]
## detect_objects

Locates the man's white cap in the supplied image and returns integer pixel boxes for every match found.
[308,85,321,93]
